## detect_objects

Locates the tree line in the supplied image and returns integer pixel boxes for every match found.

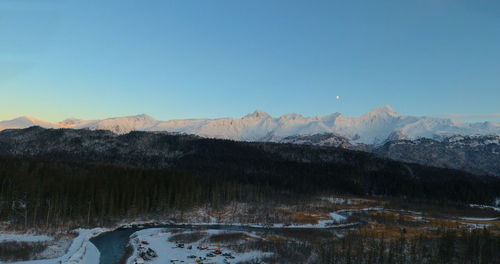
[0,152,499,229]
[313,228,499,264]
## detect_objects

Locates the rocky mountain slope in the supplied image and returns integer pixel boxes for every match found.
[373,135,500,176]
[282,133,500,177]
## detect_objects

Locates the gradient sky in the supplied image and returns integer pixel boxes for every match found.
[1,0,499,122]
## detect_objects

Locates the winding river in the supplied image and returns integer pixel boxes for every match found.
[90,223,360,264]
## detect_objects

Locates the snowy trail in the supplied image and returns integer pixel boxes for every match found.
[0,234,53,243]
[4,228,105,264]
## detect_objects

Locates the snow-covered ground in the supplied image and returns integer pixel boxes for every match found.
[460,217,499,221]
[0,233,53,243]
[118,204,359,230]
[117,205,388,231]
[469,203,500,212]
[334,207,385,215]
[329,212,348,223]
[1,228,105,264]
[320,197,353,205]
[127,228,272,264]
[461,223,493,230]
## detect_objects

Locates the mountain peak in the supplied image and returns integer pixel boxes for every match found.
[131,114,156,121]
[16,116,42,122]
[1,107,498,144]
[244,110,272,119]
[0,116,59,129]
[367,105,398,116]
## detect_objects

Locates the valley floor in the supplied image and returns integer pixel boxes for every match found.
[126,228,272,264]
[1,196,499,264]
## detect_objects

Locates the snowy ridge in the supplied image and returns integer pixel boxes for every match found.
[0,116,60,130]
[1,105,498,145]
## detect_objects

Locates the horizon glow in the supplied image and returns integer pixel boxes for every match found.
[1,0,499,123]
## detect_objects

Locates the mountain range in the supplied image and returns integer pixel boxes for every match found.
[1,105,498,145]
[1,105,498,176]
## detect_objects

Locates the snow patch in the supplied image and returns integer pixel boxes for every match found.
[0,233,53,243]
[470,203,500,212]
[5,228,105,264]
[460,217,499,221]
[127,228,272,264]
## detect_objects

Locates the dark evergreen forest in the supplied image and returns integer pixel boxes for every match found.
[0,127,499,228]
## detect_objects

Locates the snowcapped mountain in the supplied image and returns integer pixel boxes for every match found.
[145,105,499,144]
[0,105,498,145]
[0,116,59,130]
[78,114,158,134]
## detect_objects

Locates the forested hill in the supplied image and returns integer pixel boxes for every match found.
[0,126,499,205]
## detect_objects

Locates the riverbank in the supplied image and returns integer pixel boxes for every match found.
[126,228,273,264]
[2,196,499,264]
[0,228,106,264]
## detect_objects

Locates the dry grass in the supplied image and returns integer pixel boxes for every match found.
[426,218,461,229]
[358,222,431,240]
[277,228,335,242]
[260,234,288,242]
[458,218,500,226]
[289,212,329,225]
[356,207,500,240]
[207,232,258,244]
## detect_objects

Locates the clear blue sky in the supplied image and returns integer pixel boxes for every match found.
[1,0,499,122]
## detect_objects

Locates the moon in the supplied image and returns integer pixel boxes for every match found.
[336,95,340,100]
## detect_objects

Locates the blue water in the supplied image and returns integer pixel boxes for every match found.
[89,223,357,264]
[90,228,140,264]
